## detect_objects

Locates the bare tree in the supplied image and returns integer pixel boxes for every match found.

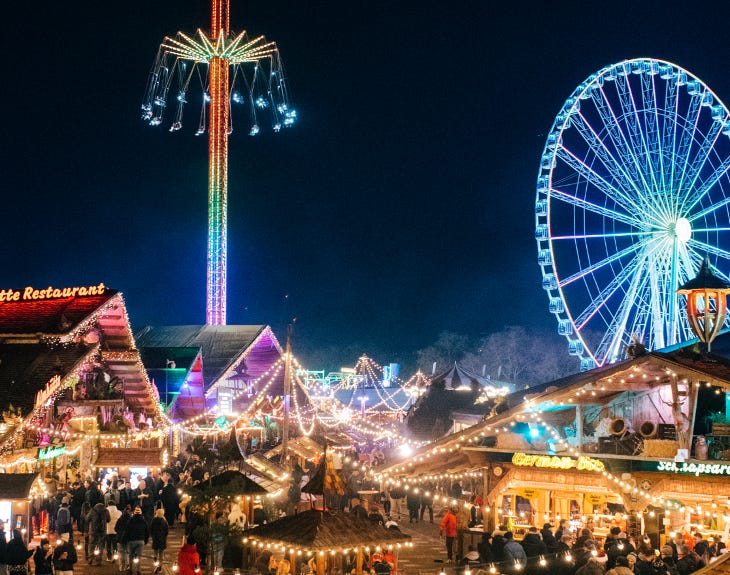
[461,326,577,386]
[416,331,472,374]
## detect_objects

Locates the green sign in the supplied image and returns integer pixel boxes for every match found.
[656,460,730,477]
[37,444,66,461]
[214,415,228,429]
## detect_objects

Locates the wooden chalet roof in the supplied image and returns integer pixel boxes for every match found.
[135,325,283,392]
[0,290,116,338]
[0,473,40,499]
[381,343,730,478]
[243,509,411,550]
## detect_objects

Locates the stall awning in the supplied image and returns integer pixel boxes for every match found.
[94,448,164,468]
[0,473,39,499]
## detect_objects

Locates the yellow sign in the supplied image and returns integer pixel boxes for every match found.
[0,283,106,303]
[512,452,605,473]
[516,488,539,499]
[586,494,606,505]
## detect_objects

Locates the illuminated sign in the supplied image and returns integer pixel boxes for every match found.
[656,460,730,477]
[512,452,605,472]
[0,283,106,303]
[37,445,66,461]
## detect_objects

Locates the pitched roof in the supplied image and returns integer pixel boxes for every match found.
[0,291,117,337]
[135,325,281,391]
[433,363,495,390]
[0,473,40,499]
[243,509,411,550]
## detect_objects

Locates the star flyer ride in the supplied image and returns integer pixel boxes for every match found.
[142,0,295,325]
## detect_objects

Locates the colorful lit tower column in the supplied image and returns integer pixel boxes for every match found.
[142,0,295,325]
[208,0,231,325]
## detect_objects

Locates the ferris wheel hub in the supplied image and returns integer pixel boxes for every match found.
[673,217,692,243]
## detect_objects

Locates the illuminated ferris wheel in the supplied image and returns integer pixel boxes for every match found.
[536,58,730,369]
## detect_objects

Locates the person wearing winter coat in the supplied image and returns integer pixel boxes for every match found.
[53,533,77,575]
[126,507,149,575]
[541,524,558,554]
[115,507,133,572]
[522,527,548,557]
[177,537,201,575]
[106,502,122,562]
[5,530,33,575]
[159,474,180,527]
[439,507,458,563]
[32,540,53,575]
[150,509,169,573]
[56,499,73,540]
[503,532,528,574]
[88,502,110,565]
[0,520,8,575]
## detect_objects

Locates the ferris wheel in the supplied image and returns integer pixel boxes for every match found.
[536,58,730,370]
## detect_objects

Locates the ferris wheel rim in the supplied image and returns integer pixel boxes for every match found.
[536,57,730,368]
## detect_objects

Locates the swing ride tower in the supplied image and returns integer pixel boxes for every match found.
[142,0,295,325]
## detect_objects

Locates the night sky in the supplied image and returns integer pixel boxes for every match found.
[4,0,730,369]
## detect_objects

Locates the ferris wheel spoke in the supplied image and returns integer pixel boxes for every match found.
[672,91,704,197]
[614,66,662,199]
[571,112,648,208]
[687,238,730,263]
[550,187,642,228]
[592,85,655,210]
[661,72,680,194]
[572,250,647,330]
[558,241,646,288]
[556,147,661,222]
[551,230,656,241]
[689,197,730,223]
[594,262,651,362]
[677,122,724,207]
[683,154,730,214]
[641,69,666,192]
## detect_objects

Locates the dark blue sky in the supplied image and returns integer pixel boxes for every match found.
[4,0,730,368]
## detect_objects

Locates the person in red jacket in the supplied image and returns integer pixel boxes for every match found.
[177,537,200,575]
[439,507,458,564]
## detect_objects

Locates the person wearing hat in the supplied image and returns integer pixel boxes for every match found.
[125,507,149,575]
[439,507,458,564]
[33,540,53,575]
[53,533,77,575]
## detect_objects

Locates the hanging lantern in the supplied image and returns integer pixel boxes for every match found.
[677,256,730,351]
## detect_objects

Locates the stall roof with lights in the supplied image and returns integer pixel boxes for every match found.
[380,342,730,479]
[135,325,283,394]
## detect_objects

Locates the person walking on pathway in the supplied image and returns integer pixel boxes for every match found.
[439,507,458,564]
[150,509,169,573]
[114,507,133,573]
[56,498,72,541]
[177,537,201,575]
[53,533,77,575]
[88,502,110,565]
[106,501,122,562]
[125,507,149,575]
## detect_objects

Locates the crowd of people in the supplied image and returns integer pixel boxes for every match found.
[0,464,214,575]
[454,520,727,575]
